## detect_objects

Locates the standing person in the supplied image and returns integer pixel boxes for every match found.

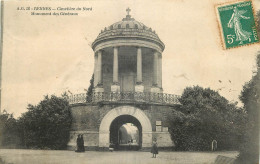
[80,134,85,152]
[212,140,217,151]
[75,134,80,152]
[151,138,158,158]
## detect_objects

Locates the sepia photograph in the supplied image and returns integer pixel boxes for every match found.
[0,0,259,163]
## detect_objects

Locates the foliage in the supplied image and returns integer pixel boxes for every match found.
[235,52,260,164]
[86,74,94,102]
[18,95,72,149]
[0,111,22,148]
[168,86,247,151]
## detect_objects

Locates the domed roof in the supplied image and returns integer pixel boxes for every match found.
[106,16,147,31]
[92,8,165,52]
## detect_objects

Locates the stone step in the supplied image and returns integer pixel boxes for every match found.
[214,155,235,164]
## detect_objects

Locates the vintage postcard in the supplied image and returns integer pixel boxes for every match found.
[0,0,259,164]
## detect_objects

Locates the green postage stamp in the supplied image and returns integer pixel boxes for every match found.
[216,0,259,49]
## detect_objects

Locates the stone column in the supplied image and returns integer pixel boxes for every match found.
[151,51,161,93]
[137,47,142,83]
[94,54,98,87]
[95,50,104,92]
[158,53,163,91]
[113,47,119,83]
[97,50,102,85]
[153,51,158,86]
[135,47,144,92]
[111,47,120,92]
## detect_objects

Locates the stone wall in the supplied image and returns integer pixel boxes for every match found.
[69,103,177,150]
[153,132,174,147]
[143,105,174,131]
[67,131,99,150]
[70,105,100,131]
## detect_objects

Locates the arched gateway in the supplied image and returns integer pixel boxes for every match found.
[99,106,152,148]
[67,8,179,151]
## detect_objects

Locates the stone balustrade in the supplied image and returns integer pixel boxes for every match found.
[68,92,180,105]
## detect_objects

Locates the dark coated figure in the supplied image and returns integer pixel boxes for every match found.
[75,134,85,152]
[151,138,158,158]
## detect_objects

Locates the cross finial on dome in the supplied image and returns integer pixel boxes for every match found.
[122,7,134,21]
[126,7,131,16]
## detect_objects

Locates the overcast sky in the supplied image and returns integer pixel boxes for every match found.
[2,0,260,117]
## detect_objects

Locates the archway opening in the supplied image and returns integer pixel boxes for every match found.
[118,123,139,146]
[109,115,142,150]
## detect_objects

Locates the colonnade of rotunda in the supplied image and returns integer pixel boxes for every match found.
[91,9,165,94]
[93,47,163,93]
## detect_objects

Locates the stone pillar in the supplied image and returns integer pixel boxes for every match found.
[113,47,119,83]
[142,131,153,148]
[135,47,144,92]
[95,50,104,92]
[99,130,110,148]
[153,51,158,86]
[137,47,142,83]
[151,51,161,93]
[111,47,120,92]
[158,53,163,91]
[93,54,98,87]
